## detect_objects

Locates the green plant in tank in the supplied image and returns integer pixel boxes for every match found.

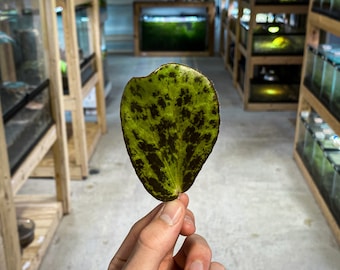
[120,63,220,201]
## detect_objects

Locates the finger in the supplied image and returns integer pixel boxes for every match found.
[174,234,214,270]
[210,262,226,270]
[123,198,187,269]
[181,208,196,236]
[108,203,163,270]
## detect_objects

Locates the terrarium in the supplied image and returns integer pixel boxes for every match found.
[240,22,305,55]
[248,65,301,102]
[140,15,207,51]
[0,4,53,174]
[56,4,96,94]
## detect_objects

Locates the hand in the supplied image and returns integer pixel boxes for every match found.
[108,193,225,270]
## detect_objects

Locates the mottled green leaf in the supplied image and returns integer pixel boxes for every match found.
[120,63,220,201]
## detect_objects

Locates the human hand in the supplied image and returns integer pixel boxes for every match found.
[108,193,225,270]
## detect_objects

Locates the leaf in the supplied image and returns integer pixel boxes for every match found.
[120,63,220,201]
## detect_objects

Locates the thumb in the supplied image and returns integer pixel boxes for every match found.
[124,199,186,270]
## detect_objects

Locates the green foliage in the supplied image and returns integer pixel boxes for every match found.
[120,63,220,201]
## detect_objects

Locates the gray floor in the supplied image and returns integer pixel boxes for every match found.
[21,56,340,270]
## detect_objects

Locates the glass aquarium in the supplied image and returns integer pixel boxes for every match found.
[140,15,207,51]
[0,2,53,174]
[56,4,96,93]
[240,22,305,55]
[330,65,340,120]
[248,64,301,102]
[320,49,340,106]
[327,151,340,226]
[139,6,208,52]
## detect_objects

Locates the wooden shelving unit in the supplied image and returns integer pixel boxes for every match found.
[293,3,340,246]
[220,0,239,83]
[32,0,107,180]
[222,0,308,111]
[0,1,71,269]
[133,1,215,57]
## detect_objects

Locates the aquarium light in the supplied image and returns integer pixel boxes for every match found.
[268,25,280,34]
[262,88,284,96]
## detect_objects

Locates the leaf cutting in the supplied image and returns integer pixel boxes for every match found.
[120,63,220,201]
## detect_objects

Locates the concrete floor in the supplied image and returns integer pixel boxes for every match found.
[21,55,340,270]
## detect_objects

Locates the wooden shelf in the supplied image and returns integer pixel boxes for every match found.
[16,196,63,270]
[32,122,102,180]
[133,1,215,56]
[11,126,57,195]
[38,0,107,180]
[293,3,340,246]
[0,1,71,269]
[293,150,340,245]
[221,0,308,111]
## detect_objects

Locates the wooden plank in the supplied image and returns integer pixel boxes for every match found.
[250,55,304,65]
[0,104,21,270]
[14,199,63,270]
[31,122,102,180]
[41,0,71,214]
[309,11,340,38]
[294,151,340,246]
[300,86,340,136]
[245,102,298,111]
[82,72,99,99]
[11,126,57,195]
[139,51,211,57]
[89,0,107,134]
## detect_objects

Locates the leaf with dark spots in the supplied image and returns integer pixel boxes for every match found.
[120,63,220,201]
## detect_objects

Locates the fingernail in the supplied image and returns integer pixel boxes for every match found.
[190,260,204,270]
[160,201,182,226]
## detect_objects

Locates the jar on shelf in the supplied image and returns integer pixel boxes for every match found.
[327,151,340,225]
[330,65,340,120]
[320,49,340,106]
[311,49,326,96]
[304,46,317,89]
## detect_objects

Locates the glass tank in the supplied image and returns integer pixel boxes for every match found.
[240,22,305,55]
[248,64,301,102]
[56,4,96,93]
[330,65,340,120]
[329,152,340,225]
[0,2,53,174]
[139,6,208,52]
[320,49,340,106]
